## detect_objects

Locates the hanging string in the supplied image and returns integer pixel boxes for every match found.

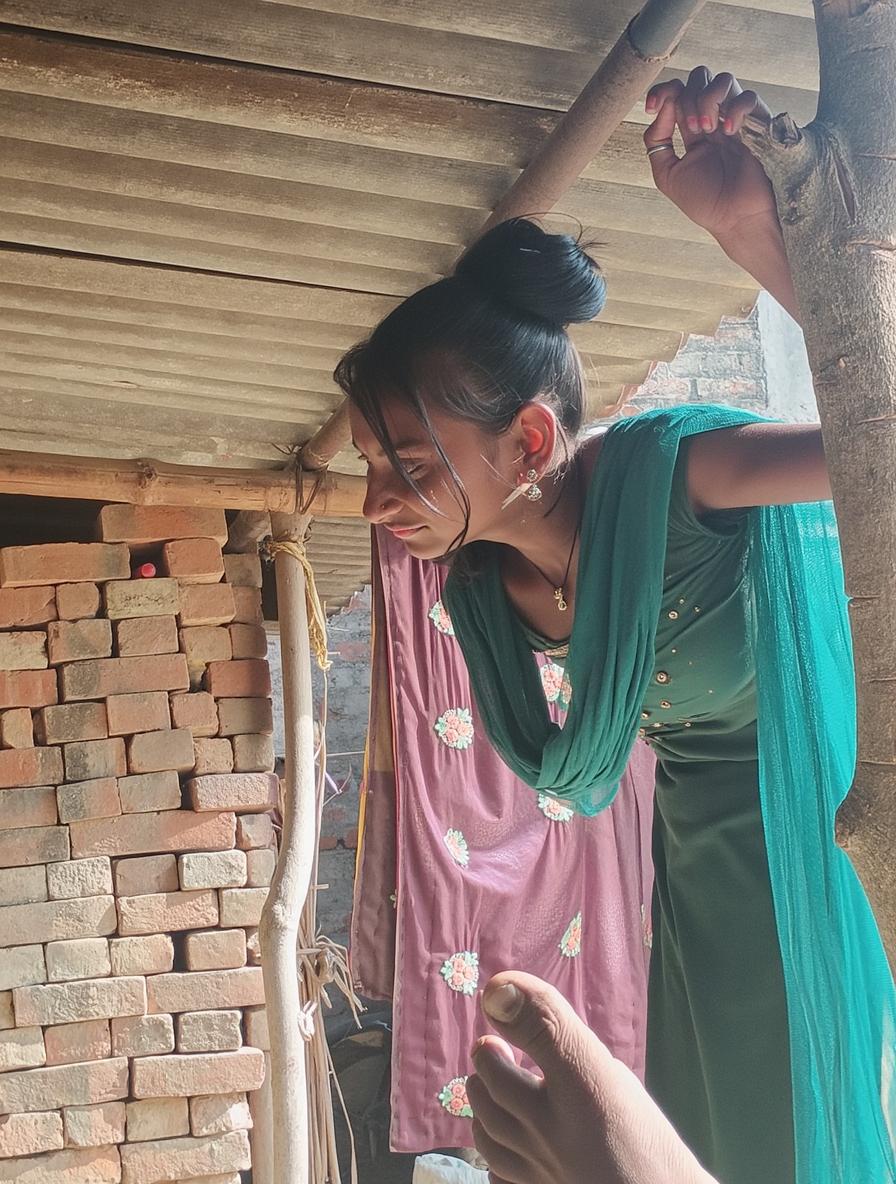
[265,536,332,672]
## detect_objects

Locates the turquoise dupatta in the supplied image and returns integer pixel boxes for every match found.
[444,404,896,1182]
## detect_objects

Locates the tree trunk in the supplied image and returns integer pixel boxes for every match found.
[743,0,896,964]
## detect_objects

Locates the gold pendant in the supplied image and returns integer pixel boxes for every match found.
[554,587,568,612]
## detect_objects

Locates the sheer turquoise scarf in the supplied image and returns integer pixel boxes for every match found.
[444,404,896,1181]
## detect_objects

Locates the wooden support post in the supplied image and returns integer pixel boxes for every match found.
[248,1052,275,1184]
[0,450,366,517]
[300,404,352,472]
[742,0,896,965]
[260,512,318,1183]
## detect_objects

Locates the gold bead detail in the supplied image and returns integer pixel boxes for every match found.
[660,700,672,710]
[684,721,692,728]
[693,606,701,614]
[668,610,679,620]
[655,671,670,685]
[641,711,650,720]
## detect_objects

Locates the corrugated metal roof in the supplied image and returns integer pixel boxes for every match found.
[0,2,819,606]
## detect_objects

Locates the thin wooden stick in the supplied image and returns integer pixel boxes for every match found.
[261,512,318,1183]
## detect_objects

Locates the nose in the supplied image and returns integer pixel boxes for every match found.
[362,470,397,524]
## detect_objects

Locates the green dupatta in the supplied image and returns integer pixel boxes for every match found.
[444,404,895,1182]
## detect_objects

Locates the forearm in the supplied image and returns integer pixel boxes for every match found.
[715,214,801,323]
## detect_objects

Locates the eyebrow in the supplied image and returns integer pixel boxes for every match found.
[353,437,430,457]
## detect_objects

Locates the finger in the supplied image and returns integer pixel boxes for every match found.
[679,65,712,135]
[471,1035,543,1119]
[645,77,684,115]
[480,972,614,1084]
[695,71,740,134]
[466,1072,531,1150]
[643,102,680,190]
[472,1120,532,1184]
[643,97,678,148]
[722,88,772,135]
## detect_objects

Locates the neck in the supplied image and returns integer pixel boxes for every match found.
[489,467,583,585]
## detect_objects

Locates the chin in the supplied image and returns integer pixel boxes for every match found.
[397,533,448,561]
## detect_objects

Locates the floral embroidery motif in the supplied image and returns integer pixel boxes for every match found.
[443,828,470,868]
[537,793,575,824]
[541,661,565,703]
[641,903,653,950]
[434,707,474,750]
[440,950,480,996]
[541,662,572,711]
[428,599,456,637]
[560,911,583,958]
[438,1076,474,1119]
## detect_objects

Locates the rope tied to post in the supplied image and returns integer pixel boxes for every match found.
[264,536,331,672]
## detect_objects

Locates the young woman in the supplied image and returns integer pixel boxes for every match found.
[339,67,896,1184]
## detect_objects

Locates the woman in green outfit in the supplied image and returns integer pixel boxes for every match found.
[339,66,896,1184]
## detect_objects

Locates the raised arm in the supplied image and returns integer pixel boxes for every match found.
[644,68,800,323]
[687,423,829,512]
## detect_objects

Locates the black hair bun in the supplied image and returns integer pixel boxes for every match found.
[455,218,606,328]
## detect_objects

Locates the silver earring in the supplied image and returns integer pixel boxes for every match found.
[524,468,543,502]
[501,468,542,510]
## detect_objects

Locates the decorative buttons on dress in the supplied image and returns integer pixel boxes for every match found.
[641,711,650,720]
[660,700,672,710]
[655,671,670,685]
[668,610,679,620]
[638,728,646,738]
[693,606,701,614]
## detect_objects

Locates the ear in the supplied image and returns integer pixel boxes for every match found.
[513,402,559,475]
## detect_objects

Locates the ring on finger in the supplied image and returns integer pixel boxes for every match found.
[646,143,675,157]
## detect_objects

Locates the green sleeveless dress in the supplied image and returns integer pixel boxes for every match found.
[639,446,794,1182]
[524,447,795,1181]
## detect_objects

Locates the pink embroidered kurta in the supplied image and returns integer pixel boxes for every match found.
[352,528,656,1152]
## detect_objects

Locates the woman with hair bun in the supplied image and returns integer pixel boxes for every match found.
[338,67,896,1184]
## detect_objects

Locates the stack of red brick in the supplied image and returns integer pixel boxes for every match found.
[0,505,277,1184]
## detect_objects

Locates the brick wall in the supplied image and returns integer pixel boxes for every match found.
[0,507,277,1182]
[624,305,768,415]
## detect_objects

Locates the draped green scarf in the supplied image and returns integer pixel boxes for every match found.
[443,403,895,1182]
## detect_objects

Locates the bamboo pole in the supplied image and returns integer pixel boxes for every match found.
[292,0,710,470]
[300,404,352,472]
[0,450,366,517]
[480,0,708,233]
[260,511,319,1183]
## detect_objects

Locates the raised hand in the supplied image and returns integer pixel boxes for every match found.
[644,66,777,242]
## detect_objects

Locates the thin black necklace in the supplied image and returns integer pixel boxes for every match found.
[523,521,579,612]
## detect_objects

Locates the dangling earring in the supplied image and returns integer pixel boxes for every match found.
[501,468,542,510]
[524,469,543,502]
